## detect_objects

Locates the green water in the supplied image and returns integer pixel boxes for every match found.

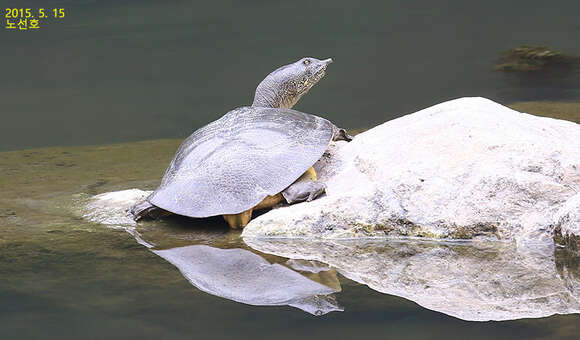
[2,1,580,339]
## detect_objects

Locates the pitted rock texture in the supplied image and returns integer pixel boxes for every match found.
[555,193,580,251]
[242,97,580,245]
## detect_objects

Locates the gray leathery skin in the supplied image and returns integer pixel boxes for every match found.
[148,106,334,217]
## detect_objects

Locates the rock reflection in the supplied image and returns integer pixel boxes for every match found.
[244,238,580,321]
[152,244,342,315]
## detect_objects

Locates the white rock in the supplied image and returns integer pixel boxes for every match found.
[82,189,155,247]
[83,189,152,226]
[242,97,580,244]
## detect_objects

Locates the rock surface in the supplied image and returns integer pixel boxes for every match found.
[244,238,580,321]
[242,97,580,245]
[555,193,580,251]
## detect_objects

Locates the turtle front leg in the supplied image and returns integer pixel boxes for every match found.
[282,180,326,204]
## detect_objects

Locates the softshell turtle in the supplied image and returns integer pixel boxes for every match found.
[131,57,351,228]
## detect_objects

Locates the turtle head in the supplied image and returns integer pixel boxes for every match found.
[252,57,333,109]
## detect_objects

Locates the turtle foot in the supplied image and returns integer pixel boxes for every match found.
[223,208,253,229]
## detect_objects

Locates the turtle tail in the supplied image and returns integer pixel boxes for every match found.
[129,200,172,221]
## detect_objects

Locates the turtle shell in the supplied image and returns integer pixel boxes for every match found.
[147,106,334,217]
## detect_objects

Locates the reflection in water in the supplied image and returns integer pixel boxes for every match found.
[152,245,342,315]
[498,62,580,101]
[83,189,342,315]
[244,238,580,321]
[83,189,580,321]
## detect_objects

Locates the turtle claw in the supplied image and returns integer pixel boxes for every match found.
[306,183,326,202]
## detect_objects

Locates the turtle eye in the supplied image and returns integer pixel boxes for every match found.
[303,59,311,65]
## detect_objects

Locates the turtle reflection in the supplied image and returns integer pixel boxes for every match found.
[152,245,342,315]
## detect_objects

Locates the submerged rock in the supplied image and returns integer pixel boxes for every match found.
[83,189,152,226]
[242,97,580,245]
[244,238,580,321]
[494,45,579,72]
